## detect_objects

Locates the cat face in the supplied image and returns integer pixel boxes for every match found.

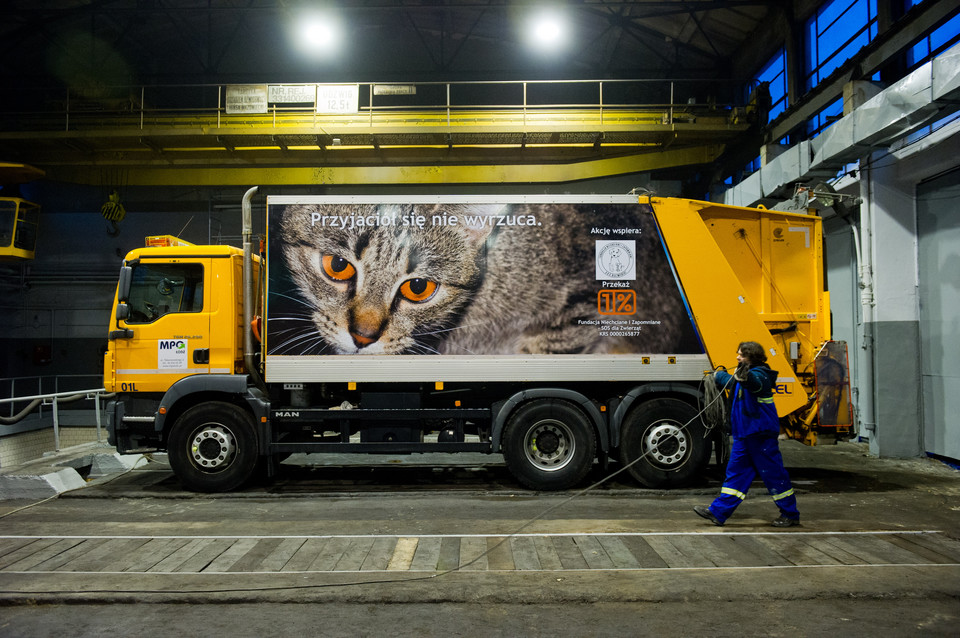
[275,203,498,355]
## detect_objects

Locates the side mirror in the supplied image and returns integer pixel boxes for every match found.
[116,303,130,321]
[117,266,133,303]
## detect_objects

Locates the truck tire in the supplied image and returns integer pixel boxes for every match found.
[167,402,259,492]
[619,398,711,488]
[503,399,596,491]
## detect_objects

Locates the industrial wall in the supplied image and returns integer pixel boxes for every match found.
[824,119,960,462]
[916,164,960,462]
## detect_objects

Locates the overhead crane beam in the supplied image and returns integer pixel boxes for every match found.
[48,144,726,186]
[0,101,752,186]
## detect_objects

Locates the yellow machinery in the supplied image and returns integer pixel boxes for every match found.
[103,193,848,492]
[0,197,39,260]
[0,162,44,261]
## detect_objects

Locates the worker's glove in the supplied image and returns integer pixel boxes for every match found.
[733,363,748,382]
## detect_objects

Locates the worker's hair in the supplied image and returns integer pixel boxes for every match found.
[737,341,767,365]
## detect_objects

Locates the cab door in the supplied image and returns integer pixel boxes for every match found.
[111,258,212,394]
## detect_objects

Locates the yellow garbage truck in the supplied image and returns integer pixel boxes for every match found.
[103,190,850,492]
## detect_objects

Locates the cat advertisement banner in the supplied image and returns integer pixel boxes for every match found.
[265,199,704,357]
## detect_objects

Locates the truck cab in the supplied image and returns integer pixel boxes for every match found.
[104,236,254,455]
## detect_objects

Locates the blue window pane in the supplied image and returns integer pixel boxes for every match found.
[930,13,960,51]
[818,0,853,33]
[908,40,930,67]
[757,51,784,85]
[817,99,844,132]
[905,10,960,69]
[805,0,878,89]
[755,49,787,123]
[807,20,819,70]
[769,99,786,121]
[807,98,844,138]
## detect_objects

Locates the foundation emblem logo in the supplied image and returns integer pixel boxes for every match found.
[595,240,636,280]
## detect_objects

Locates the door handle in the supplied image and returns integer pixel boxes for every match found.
[193,348,209,364]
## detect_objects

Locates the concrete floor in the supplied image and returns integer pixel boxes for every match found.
[0,439,958,636]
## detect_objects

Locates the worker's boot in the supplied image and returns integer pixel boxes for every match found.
[693,506,724,526]
[771,515,800,527]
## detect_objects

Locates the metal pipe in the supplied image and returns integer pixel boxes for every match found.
[52,396,61,451]
[857,161,876,438]
[242,186,265,392]
[94,392,103,443]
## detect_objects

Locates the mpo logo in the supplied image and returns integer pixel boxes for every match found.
[158,339,188,369]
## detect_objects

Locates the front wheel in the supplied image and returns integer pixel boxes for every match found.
[167,401,259,492]
[502,399,597,491]
[618,398,711,488]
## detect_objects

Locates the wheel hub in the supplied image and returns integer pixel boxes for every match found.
[643,422,688,467]
[190,425,236,469]
[535,430,561,455]
[525,419,574,472]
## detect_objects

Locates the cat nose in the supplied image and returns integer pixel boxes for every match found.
[350,329,379,349]
[350,307,384,349]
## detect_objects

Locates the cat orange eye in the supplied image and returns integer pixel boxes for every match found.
[321,255,356,281]
[399,278,438,302]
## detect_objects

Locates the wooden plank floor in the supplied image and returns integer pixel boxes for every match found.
[0,532,957,574]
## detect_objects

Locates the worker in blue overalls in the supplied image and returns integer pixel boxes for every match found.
[694,341,800,527]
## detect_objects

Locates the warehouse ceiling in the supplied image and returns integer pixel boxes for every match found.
[3,1,777,83]
[0,1,782,190]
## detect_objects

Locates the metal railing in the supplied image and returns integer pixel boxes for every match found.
[1,376,111,452]
[0,78,743,134]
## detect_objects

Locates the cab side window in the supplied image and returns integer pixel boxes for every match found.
[0,201,14,248]
[126,263,203,323]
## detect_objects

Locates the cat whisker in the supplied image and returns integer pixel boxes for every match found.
[408,343,442,355]
[284,333,327,351]
[268,329,327,355]
[270,291,316,309]
[412,320,493,338]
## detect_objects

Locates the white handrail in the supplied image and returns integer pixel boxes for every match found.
[0,388,107,404]
[1,386,112,452]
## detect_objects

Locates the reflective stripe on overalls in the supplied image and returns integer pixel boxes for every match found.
[707,435,800,524]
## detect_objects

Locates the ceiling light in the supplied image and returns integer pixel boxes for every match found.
[529,11,568,50]
[296,13,342,57]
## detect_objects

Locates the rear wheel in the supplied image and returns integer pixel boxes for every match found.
[619,398,710,488]
[503,399,596,491]
[167,401,259,492]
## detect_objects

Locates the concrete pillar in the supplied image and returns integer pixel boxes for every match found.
[760,143,786,166]
[860,151,923,458]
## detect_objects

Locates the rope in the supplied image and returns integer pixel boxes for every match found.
[701,370,729,430]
